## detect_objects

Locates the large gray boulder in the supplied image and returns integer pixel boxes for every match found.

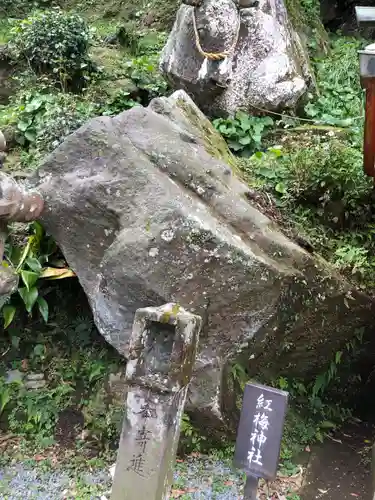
[33,90,374,437]
[160,0,313,116]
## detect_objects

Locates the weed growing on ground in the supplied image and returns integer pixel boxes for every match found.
[304,36,364,126]
[213,112,274,156]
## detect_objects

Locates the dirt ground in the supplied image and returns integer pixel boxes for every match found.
[300,420,373,500]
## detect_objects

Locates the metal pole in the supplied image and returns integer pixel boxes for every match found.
[243,474,259,500]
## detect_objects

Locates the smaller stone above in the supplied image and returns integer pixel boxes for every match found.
[160,0,313,115]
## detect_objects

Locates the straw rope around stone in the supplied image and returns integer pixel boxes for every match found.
[192,5,241,61]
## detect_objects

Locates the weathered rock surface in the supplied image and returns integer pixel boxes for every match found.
[34,90,375,437]
[160,0,313,116]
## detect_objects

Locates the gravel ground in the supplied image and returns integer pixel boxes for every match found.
[0,463,112,499]
[0,457,244,499]
[0,456,301,499]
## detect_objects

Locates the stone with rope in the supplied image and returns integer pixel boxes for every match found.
[161,0,314,115]
[191,0,241,61]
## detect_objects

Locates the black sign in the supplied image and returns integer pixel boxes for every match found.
[233,382,288,480]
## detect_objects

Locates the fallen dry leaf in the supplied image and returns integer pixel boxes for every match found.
[170,490,187,498]
[40,267,75,279]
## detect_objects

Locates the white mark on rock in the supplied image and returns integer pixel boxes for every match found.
[149,247,159,257]
[198,58,209,79]
[161,229,175,242]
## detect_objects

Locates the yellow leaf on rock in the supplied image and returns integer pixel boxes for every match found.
[40,267,76,279]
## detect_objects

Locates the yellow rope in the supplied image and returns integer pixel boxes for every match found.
[192,5,241,61]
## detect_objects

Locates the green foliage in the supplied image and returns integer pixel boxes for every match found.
[248,140,372,223]
[304,37,364,126]
[272,332,365,449]
[82,388,124,445]
[99,53,169,115]
[8,9,93,88]
[0,313,123,442]
[213,112,274,156]
[101,91,140,115]
[4,89,97,160]
[2,221,74,327]
[123,55,169,101]
[180,413,207,453]
[112,23,167,56]
[240,129,375,286]
[0,0,55,18]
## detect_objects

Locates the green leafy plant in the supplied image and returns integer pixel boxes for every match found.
[0,0,55,18]
[248,140,372,223]
[213,112,274,156]
[2,221,75,327]
[123,55,169,103]
[101,91,140,116]
[8,9,93,89]
[8,90,96,155]
[333,245,370,276]
[304,36,364,126]
[180,413,207,453]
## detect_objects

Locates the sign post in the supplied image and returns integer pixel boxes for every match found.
[356,6,375,180]
[233,382,289,499]
[111,303,202,500]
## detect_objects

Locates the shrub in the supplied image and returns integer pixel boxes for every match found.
[0,0,54,18]
[8,9,92,88]
[248,139,373,224]
[304,37,363,126]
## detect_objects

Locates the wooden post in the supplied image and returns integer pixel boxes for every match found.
[356,10,375,179]
[111,303,201,500]
[372,441,375,500]
[362,79,375,178]
[243,474,259,500]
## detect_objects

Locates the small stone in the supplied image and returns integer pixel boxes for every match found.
[26,373,45,381]
[109,464,116,479]
[25,373,46,390]
[25,380,47,390]
[6,370,23,384]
